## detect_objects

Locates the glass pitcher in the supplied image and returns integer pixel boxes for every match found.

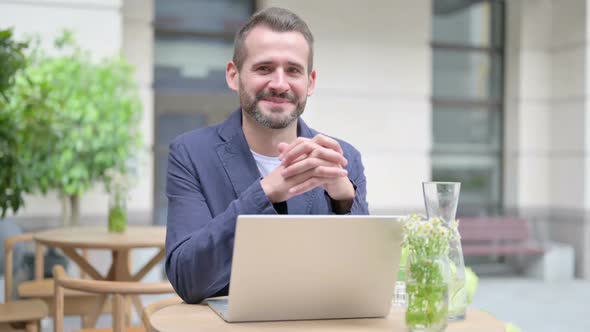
[422,182,467,321]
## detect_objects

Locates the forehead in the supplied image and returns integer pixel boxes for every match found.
[242,26,310,67]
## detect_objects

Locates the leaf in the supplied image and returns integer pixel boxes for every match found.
[1,31,143,217]
[0,28,28,216]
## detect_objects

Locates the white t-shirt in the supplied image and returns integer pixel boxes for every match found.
[250,149,282,177]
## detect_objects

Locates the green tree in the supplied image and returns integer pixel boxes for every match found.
[0,28,28,218]
[5,31,142,225]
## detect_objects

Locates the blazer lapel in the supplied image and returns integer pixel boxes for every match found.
[214,111,321,213]
[215,110,261,197]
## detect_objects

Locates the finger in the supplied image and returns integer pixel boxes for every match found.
[284,166,347,197]
[280,141,320,166]
[283,144,347,168]
[312,134,344,155]
[309,146,348,166]
[277,142,290,154]
[278,137,309,160]
[282,158,346,179]
[293,153,308,163]
[312,165,348,178]
[282,157,324,178]
[288,177,332,196]
[281,167,316,197]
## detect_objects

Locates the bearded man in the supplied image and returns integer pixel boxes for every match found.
[165,7,369,304]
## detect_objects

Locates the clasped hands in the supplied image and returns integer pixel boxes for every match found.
[260,134,354,203]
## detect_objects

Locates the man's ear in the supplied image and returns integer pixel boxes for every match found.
[307,69,317,96]
[226,61,239,91]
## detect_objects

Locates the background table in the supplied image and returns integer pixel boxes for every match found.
[34,225,166,326]
[150,304,505,332]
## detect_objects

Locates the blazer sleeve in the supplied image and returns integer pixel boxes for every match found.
[348,147,369,214]
[165,140,277,304]
[324,146,369,215]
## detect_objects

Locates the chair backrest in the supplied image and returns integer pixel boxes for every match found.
[0,220,24,275]
[4,233,93,303]
[141,296,183,332]
[53,265,175,332]
[4,233,37,302]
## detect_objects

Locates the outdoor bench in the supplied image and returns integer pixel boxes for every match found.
[458,217,545,257]
[458,217,575,281]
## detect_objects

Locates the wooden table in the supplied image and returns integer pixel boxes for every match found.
[149,304,505,332]
[34,225,166,326]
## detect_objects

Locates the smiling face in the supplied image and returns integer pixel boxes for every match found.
[226,25,316,129]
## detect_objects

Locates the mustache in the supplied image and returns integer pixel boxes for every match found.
[255,90,297,103]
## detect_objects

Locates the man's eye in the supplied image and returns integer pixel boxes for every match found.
[288,67,302,74]
[257,66,271,72]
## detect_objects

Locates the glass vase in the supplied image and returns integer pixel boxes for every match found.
[423,181,467,320]
[447,231,467,320]
[405,252,449,332]
[393,246,408,308]
[108,190,127,233]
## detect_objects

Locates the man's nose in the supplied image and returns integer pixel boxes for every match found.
[268,69,289,93]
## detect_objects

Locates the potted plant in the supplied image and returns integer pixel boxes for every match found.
[104,166,137,233]
[4,31,143,226]
[401,214,454,332]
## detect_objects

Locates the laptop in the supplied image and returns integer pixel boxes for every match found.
[208,215,403,322]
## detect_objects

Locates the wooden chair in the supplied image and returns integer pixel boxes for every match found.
[0,298,48,332]
[53,265,175,332]
[4,233,106,327]
[141,296,183,332]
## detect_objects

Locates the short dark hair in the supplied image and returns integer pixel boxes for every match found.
[232,7,314,73]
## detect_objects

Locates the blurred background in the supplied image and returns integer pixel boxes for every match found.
[1,0,590,331]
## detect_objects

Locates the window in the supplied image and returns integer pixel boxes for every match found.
[154,0,255,92]
[153,0,255,225]
[431,0,505,215]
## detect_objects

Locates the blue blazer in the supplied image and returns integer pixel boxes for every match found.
[165,109,369,303]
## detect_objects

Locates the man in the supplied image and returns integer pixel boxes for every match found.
[166,7,369,304]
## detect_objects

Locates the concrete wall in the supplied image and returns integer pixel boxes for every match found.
[121,0,155,220]
[505,0,590,277]
[0,0,122,58]
[548,0,590,278]
[504,0,552,209]
[259,0,433,213]
[0,0,154,224]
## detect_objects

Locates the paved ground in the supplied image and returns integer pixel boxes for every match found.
[472,277,590,332]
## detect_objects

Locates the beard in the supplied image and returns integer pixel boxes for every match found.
[239,81,306,129]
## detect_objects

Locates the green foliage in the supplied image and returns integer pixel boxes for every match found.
[108,205,127,233]
[448,263,467,318]
[405,256,449,328]
[4,31,142,206]
[0,29,27,100]
[505,323,522,332]
[401,215,454,329]
[0,28,28,217]
[465,266,478,304]
[396,246,409,281]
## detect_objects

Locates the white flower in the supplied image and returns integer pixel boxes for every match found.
[400,214,457,257]
[104,167,136,195]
